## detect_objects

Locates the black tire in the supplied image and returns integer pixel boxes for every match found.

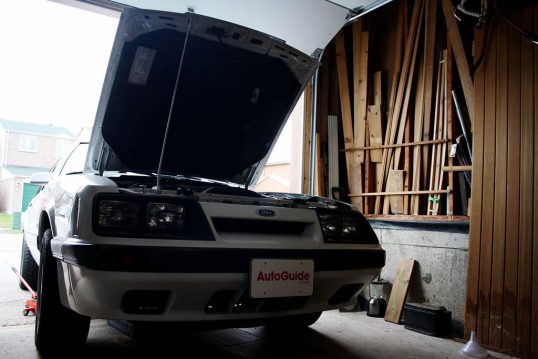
[19,236,38,291]
[35,229,90,354]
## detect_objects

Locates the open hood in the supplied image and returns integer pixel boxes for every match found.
[87,9,319,185]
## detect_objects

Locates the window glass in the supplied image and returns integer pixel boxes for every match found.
[19,135,38,152]
[60,143,89,175]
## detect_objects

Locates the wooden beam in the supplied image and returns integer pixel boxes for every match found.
[301,80,313,193]
[447,38,454,217]
[464,24,486,340]
[349,189,451,197]
[502,11,521,351]
[335,31,363,210]
[516,8,534,354]
[327,115,340,198]
[388,169,405,214]
[365,214,469,221]
[368,105,383,161]
[442,166,472,172]
[441,0,474,124]
[345,139,449,151]
[489,18,508,347]
[353,23,369,165]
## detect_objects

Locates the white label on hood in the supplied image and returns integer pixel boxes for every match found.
[128,46,156,85]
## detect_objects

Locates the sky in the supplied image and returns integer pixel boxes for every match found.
[0,0,295,163]
[0,0,118,136]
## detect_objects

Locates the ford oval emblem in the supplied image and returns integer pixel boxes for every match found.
[256,209,276,217]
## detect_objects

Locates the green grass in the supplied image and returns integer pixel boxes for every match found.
[0,212,22,233]
[0,212,13,228]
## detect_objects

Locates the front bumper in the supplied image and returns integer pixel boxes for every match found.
[58,242,385,322]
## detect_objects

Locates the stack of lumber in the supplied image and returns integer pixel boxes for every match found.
[328,0,468,217]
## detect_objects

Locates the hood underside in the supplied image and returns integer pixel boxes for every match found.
[87,9,318,185]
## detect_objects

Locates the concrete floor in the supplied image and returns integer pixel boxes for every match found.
[0,232,515,359]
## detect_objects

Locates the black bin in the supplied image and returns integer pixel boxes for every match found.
[403,303,451,337]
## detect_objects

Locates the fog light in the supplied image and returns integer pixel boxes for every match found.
[147,203,185,228]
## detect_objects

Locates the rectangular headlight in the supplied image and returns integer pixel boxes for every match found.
[318,214,339,237]
[98,200,138,227]
[341,215,358,237]
[147,203,185,229]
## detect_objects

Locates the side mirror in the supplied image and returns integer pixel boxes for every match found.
[29,172,53,185]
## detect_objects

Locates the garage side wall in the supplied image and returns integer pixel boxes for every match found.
[465,5,538,357]
[372,222,469,335]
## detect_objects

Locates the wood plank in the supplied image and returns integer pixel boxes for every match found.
[417,0,438,215]
[404,118,410,214]
[327,115,340,199]
[384,2,424,214]
[365,214,468,221]
[384,258,416,324]
[442,166,472,172]
[531,4,538,358]
[335,31,363,209]
[388,170,405,214]
[374,71,382,106]
[441,0,474,124]
[489,19,508,348]
[502,11,521,351]
[315,133,326,197]
[350,189,450,197]
[368,105,383,162]
[346,139,449,151]
[477,20,496,345]
[516,8,534,355]
[464,25,486,340]
[353,25,369,165]
[302,80,313,193]
[376,0,422,214]
[446,38,454,216]
[411,54,426,215]
[364,118,373,213]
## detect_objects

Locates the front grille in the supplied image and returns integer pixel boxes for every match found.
[212,218,306,235]
[205,290,309,314]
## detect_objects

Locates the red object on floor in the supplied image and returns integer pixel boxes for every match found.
[11,266,38,316]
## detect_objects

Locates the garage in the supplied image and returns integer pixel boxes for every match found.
[0,0,536,358]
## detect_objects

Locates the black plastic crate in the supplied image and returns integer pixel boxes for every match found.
[403,303,451,337]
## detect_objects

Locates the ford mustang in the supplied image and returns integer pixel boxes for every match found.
[20,4,386,354]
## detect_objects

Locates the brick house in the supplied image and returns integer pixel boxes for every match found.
[0,119,76,213]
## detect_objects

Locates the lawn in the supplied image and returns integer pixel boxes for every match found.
[0,212,13,228]
[0,212,22,233]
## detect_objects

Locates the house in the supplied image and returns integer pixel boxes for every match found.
[0,119,76,213]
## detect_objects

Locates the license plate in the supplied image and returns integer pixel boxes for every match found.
[250,259,314,298]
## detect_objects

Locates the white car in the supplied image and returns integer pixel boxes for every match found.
[20,6,385,354]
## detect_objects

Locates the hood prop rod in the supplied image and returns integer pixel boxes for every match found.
[156,11,193,193]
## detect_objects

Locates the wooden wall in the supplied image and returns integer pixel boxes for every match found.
[465,4,538,357]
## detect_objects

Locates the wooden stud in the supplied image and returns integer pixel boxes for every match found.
[302,80,313,193]
[404,117,410,214]
[335,31,363,210]
[346,139,449,151]
[368,105,384,162]
[516,8,534,355]
[446,36,454,216]
[411,54,426,215]
[349,189,451,197]
[353,23,369,165]
[489,19,508,348]
[477,21,496,345]
[441,0,474,124]
[384,258,416,324]
[464,24,486,340]
[530,4,538,358]
[442,166,472,172]
[327,115,340,199]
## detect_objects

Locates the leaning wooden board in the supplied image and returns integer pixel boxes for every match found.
[385,258,416,323]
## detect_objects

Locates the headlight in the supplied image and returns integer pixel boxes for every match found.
[98,200,138,227]
[147,203,185,229]
[341,216,358,237]
[317,210,379,244]
[318,214,339,236]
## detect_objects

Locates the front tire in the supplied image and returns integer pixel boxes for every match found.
[19,235,38,291]
[35,229,90,354]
